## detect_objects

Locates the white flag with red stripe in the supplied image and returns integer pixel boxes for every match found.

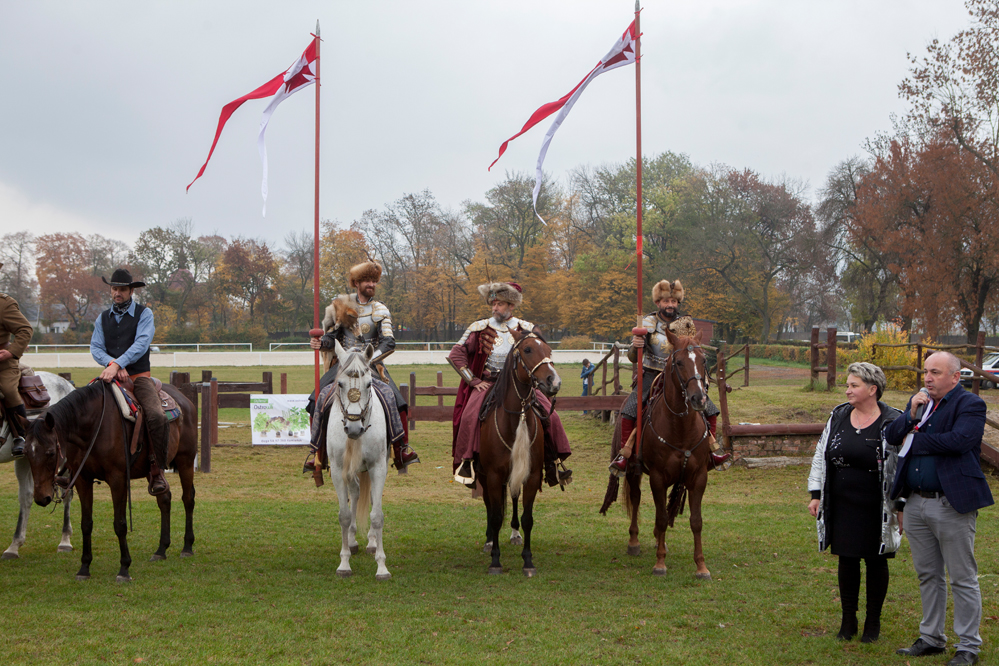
[188,40,317,216]
[489,21,637,221]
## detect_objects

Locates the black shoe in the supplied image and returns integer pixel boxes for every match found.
[896,638,945,657]
[948,651,979,666]
[10,436,25,458]
[836,613,857,641]
[860,618,880,643]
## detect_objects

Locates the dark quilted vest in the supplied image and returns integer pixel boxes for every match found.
[100,303,150,375]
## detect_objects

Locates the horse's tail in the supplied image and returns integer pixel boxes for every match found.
[507,414,532,500]
[623,475,640,523]
[599,474,619,515]
[342,437,363,487]
[356,471,372,528]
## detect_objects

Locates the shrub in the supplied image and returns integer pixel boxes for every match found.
[850,325,919,391]
[556,335,594,350]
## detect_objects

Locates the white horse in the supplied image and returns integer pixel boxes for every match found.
[327,341,391,580]
[1,371,75,558]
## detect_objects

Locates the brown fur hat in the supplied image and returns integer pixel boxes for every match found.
[477,282,523,307]
[322,295,359,332]
[652,279,684,304]
[348,261,382,288]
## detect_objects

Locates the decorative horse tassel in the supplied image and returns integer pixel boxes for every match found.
[508,415,532,500]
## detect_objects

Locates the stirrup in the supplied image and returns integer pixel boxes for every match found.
[608,453,629,478]
[10,436,25,458]
[710,451,732,471]
[556,459,572,488]
[393,445,420,472]
[454,460,475,488]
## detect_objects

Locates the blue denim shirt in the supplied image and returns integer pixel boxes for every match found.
[90,302,155,369]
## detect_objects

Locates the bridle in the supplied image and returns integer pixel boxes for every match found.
[335,358,372,434]
[493,333,555,451]
[661,343,707,417]
[50,381,107,505]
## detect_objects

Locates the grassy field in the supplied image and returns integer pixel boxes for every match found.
[3,364,997,664]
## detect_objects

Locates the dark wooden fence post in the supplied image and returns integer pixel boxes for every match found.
[915,342,923,388]
[210,378,218,448]
[200,379,212,473]
[810,327,820,386]
[202,369,212,382]
[827,327,837,390]
[717,342,730,451]
[743,343,750,387]
[973,331,986,395]
[280,372,287,394]
[262,371,273,395]
[613,346,622,395]
[437,371,444,409]
[409,371,417,432]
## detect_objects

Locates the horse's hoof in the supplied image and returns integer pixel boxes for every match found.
[1,551,17,560]
[336,569,352,578]
[57,545,73,553]
[652,567,667,577]
[483,541,493,554]
[366,546,377,555]
[510,535,523,546]
[115,575,132,583]
[349,545,359,555]
[523,568,537,578]
[627,545,641,557]
[376,573,392,581]
[180,550,194,558]
[149,553,166,562]
[695,572,712,580]
[75,574,90,581]
[488,566,503,575]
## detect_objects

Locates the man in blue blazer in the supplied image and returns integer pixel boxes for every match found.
[886,351,993,665]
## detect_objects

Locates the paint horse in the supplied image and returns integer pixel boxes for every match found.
[477,329,560,577]
[328,340,392,580]
[26,380,198,581]
[1,371,76,559]
[601,329,714,578]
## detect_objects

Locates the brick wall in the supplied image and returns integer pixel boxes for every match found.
[730,435,820,460]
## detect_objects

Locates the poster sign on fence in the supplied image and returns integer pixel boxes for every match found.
[250,394,311,445]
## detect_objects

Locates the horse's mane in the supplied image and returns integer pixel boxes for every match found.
[32,381,103,433]
[338,348,370,379]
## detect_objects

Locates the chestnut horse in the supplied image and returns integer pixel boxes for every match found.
[477,329,560,577]
[601,329,713,578]
[25,380,198,582]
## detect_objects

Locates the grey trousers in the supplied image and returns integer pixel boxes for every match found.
[905,493,982,654]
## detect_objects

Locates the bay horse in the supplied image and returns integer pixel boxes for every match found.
[25,380,198,582]
[1,371,75,559]
[478,328,560,577]
[328,341,391,580]
[600,328,713,578]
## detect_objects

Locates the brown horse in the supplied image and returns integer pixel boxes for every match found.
[477,329,560,576]
[601,329,713,578]
[25,380,198,581]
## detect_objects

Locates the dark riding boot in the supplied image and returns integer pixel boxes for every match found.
[148,460,169,496]
[9,404,27,458]
[454,459,475,488]
[392,442,420,474]
[609,417,636,477]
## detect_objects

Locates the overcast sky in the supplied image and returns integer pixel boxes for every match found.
[0,0,971,249]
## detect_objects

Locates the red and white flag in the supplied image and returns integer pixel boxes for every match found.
[187,40,317,216]
[490,21,637,221]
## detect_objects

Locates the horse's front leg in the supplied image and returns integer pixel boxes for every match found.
[178,461,196,556]
[366,463,391,581]
[484,473,505,574]
[58,488,74,553]
[333,471,354,578]
[519,459,542,577]
[626,465,643,556]
[3,457,33,559]
[509,494,522,545]
[648,467,670,576]
[688,468,711,579]
[109,475,132,582]
[76,480,95,580]
[150,487,172,561]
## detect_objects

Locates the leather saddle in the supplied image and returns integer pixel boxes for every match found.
[111,378,181,423]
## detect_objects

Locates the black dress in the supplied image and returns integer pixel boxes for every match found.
[825,419,890,558]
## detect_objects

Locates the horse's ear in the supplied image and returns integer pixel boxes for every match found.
[664,327,679,345]
[334,339,346,361]
[510,328,522,341]
[364,343,374,361]
[694,329,703,344]
[44,412,55,429]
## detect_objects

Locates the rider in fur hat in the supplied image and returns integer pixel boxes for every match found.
[449,282,572,488]
[307,261,419,476]
[609,279,731,475]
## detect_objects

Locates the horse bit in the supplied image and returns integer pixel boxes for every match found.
[493,333,555,451]
[336,371,372,432]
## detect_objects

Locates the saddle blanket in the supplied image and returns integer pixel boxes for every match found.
[311,376,405,447]
[108,381,182,423]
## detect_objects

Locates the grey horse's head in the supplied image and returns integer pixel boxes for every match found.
[335,340,374,440]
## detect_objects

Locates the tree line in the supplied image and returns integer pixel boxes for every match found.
[4,0,999,345]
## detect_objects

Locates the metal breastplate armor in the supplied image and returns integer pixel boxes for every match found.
[642,314,697,372]
[457,316,535,377]
[341,296,394,359]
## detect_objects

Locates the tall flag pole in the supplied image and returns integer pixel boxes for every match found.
[313,21,322,402]
[632,0,646,459]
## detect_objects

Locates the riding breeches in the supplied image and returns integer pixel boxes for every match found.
[0,361,22,408]
[132,377,169,467]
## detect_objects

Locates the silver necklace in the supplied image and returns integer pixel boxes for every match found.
[853,408,879,434]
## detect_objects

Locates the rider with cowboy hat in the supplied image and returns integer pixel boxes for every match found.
[609,278,731,475]
[89,268,171,496]
[0,265,34,458]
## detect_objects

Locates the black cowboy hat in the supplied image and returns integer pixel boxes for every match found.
[101,268,146,289]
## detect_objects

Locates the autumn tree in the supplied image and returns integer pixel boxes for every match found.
[0,231,38,317]
[319,222,370,305]
[217,238,277,323]
[35,232,105,329]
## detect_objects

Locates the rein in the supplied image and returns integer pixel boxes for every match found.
[645,342,710,479]
[334,360,373,433]
[492,333,553,451]
[54,382,107,505]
